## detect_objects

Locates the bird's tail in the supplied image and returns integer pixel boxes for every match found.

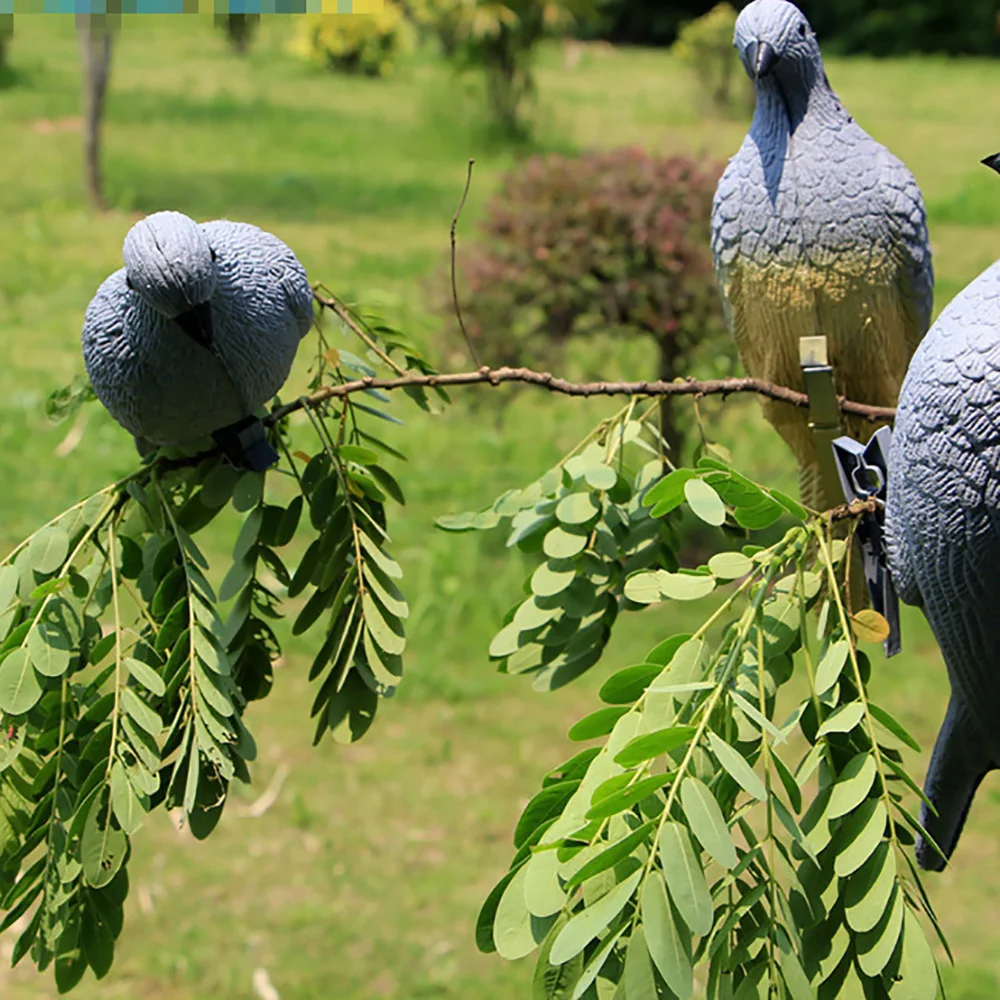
[917,692,996,872]
[212,415,279,473]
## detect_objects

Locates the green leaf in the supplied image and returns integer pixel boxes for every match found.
[556,493,601,527]
[0,649,43,715]
[707,732,766,801]
[844,841,896,934]
[827,753,877,820]
[585,774,671,821]
[565,822,655,889]
[26,624,72,679]
[362,593,405,656]
[623,927,658,1000]
[110,760,145,836]
[599,664,662,706]
[614,726,697,768]
[478,865,523,953]
[833,799,887,877]
[684,478,726,527]
[659,821,713,936]
[814,641,850,695]
[533,914,584,1000]
[770,490,808,521]
[569,925,626,1000]
[233,506,263,563]
[515,780,581,849]
[28,527,70,575]
[640,875,693,1000]
[623,571,664,605]
[680,777,738,869]
[569,707,631,742]
[659,572,716,602]
[856,884,904,976]
[707,552,753,580]
[893,909,940,1000]
[544,528,588,560]
[816,701,865,738]
[358,532,403,580]
[868,702,921,752]
[549,869,643,964]
[122,688,162,738]
[125,657,166,697]
[493,863,545,961]
[532,562,577,598]
[643,468,698,515]
[232,471,265,513]
[81,796,127,888]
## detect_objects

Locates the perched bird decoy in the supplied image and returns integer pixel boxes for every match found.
[711,0,934,513]
[82,210,314,471]
[886,155,1000,870]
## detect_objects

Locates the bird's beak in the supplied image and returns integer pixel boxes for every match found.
[982,153,1000,175]
[745,40,780,81]
[174,301,214,351]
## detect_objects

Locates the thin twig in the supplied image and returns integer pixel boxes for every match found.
[265,368,898,425]
[450,158,480,368]
[313,289,408,377]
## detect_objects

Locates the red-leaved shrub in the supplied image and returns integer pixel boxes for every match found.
[446,147,731,456]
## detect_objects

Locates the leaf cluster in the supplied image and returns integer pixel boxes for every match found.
[465,411,946,1000]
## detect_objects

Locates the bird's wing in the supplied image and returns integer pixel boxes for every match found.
[202,220,314,339]
[81,269,145,438]
[875,146,934,355]
[887,259,1000,738]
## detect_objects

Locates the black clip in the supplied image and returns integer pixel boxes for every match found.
[831,427,901,658]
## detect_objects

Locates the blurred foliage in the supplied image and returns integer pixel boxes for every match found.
[288,3,415,78]
[408,0,598,135]
[444,147,732,459]
[0,16,10,76]
[672,3,754,120]
[574,0,706,46]
[578,0,1000,55]
[799,0,1000,56]
[217,13,259,55]
[399,0,465,56]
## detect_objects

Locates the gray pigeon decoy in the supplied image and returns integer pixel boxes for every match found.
[82,210,314,471]
[886,159,1000,870]
[711,0,933,513]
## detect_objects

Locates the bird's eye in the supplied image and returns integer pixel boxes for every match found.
[798,23,807,36]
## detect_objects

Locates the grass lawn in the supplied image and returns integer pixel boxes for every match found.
[1,14,1000,999]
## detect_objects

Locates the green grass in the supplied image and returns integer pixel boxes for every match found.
[1,16,1000,998]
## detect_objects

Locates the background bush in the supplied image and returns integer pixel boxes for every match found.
[672,2,753,119]
[288,3,413,77]
[579,0,1000,56]
[446,147,732,459]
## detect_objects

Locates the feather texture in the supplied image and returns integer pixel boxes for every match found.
[82,212,313,463]
[887,258,1000,869]
[711,0,933,513]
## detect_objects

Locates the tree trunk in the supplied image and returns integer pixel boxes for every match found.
[77,15,113,212]
[657,335,684,465]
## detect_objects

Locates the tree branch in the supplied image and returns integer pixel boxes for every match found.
[266,366,897,426]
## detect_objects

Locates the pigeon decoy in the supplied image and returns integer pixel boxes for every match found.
[711,0,933,513]
[82,210,314,471]
[886,157,1000,870]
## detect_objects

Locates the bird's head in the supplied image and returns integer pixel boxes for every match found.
[734,0,823,90]
[122,211,217,350]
